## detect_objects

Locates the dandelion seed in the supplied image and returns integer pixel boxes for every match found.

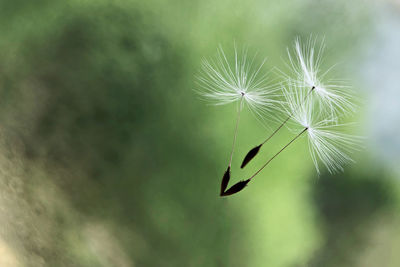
[196,45,280,195]
[283,36,356,116]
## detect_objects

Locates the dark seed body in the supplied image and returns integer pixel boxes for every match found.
[221,179,250,196]
[241,144,262,168]
[220,166,231,196]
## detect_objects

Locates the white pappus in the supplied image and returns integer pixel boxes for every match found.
[196,45,281,121]
[283,36,356,117]
[283,84,361,174]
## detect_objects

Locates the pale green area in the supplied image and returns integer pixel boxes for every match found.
[0,0,399,266]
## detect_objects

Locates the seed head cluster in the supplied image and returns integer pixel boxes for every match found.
[195,37,361,197]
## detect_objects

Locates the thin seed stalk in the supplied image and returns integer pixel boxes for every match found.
[261,115,291,145]
[248,127,308,181]
[228,96,244,167]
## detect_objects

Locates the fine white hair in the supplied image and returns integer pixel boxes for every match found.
[282,36,357,117]
[196,45,281,123]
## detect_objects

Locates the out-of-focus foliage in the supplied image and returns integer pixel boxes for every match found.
[0,0,399,266]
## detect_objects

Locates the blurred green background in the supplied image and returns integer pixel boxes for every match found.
[1,0,400,266]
